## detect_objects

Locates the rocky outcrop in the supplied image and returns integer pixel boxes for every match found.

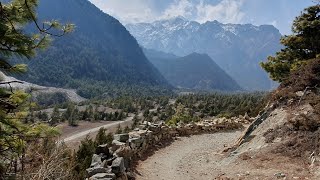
[86,117,247,179]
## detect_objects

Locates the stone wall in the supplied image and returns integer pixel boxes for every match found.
[86,117,248,180]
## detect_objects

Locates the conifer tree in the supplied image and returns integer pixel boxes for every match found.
[95,128,108,146]
[0,0,73,177]
[261,4,320,82]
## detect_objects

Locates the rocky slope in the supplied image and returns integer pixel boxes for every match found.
[0,72,85,103]
[126,18,282,90]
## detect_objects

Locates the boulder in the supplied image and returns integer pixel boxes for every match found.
[105,157,117,166]
[148,125,160,133]
[138,125,146,130]
[129,137,143,149]
[86,167,110,177]
[111,157,125,174]
[89,173,116,180]
[91,154,102,168]
[115,146,133,158]
[113,134,129,143]
[111,140,126,151]
[129,130,147,138]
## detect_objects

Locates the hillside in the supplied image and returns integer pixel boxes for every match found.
[145,49,242,91]
[126,18,282,90]
[15,0,171,98]
[0,72,85,104]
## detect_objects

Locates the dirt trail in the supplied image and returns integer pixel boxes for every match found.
[60,116,133,146]
[135,131,242,180]
[135,108,314,179]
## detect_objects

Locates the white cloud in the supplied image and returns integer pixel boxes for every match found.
[195,0,245,24]
[269,20,278,28]
[161,0,195,19]
[89,0,157,24]
[89,0,246,24]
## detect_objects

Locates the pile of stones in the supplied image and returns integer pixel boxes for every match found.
[86,116,248,180]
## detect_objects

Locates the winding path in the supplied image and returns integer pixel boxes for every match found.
[135,131,241,180]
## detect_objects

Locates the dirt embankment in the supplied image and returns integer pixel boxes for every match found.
[135,106,316,179]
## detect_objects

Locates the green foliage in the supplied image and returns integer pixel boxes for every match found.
[261,4,320,82]
[0,1,72,177]
[95,128,108,146]
[34,92,68,107]
[50,106,61,126]
[106,132,114,146]
[74,136,95,179]
[12,0,172,99]
[176,92,267,118]
[166,104,199,126]
[62,103,78,126]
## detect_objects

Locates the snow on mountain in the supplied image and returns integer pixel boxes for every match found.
[126,18,282,90]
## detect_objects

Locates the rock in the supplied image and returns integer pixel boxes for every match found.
[96,144,110,156]
[244,113,250,120]
[138,125,147,130]
[99,153,109,162]
[148,125,160,133]
[111,140,126,151]
[129,137,143,149]
[91,154,102,168]
[296,91,304,97]
[114,134,129,143]
[274,172,286,178]
[111,157,125,174]
[129,130,147,138]
[89,173,116,180]
[115,146,133,158]
[86,167,110,177]
[105,157,117,166]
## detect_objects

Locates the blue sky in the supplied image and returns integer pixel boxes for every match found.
[89,0,316,35]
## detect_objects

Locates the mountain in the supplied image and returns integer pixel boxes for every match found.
[144,49,242,91]
[14,0,171,98]
[126,18,282,90]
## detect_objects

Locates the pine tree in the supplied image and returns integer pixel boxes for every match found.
[50,106,61,126]
[261,4,320,82]
[0,1,73,177]
[95,128,108,146]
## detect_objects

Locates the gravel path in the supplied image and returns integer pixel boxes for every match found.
[61,116,134,143]
[135,131,242,180]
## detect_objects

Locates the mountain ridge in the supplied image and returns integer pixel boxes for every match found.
[126,17,282,90]
[15,0,171,98]
[144,49,242,91]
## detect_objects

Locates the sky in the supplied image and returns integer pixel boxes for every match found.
[89,0,316,35]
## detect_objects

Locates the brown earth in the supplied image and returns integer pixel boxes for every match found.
[135,106,318,179]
